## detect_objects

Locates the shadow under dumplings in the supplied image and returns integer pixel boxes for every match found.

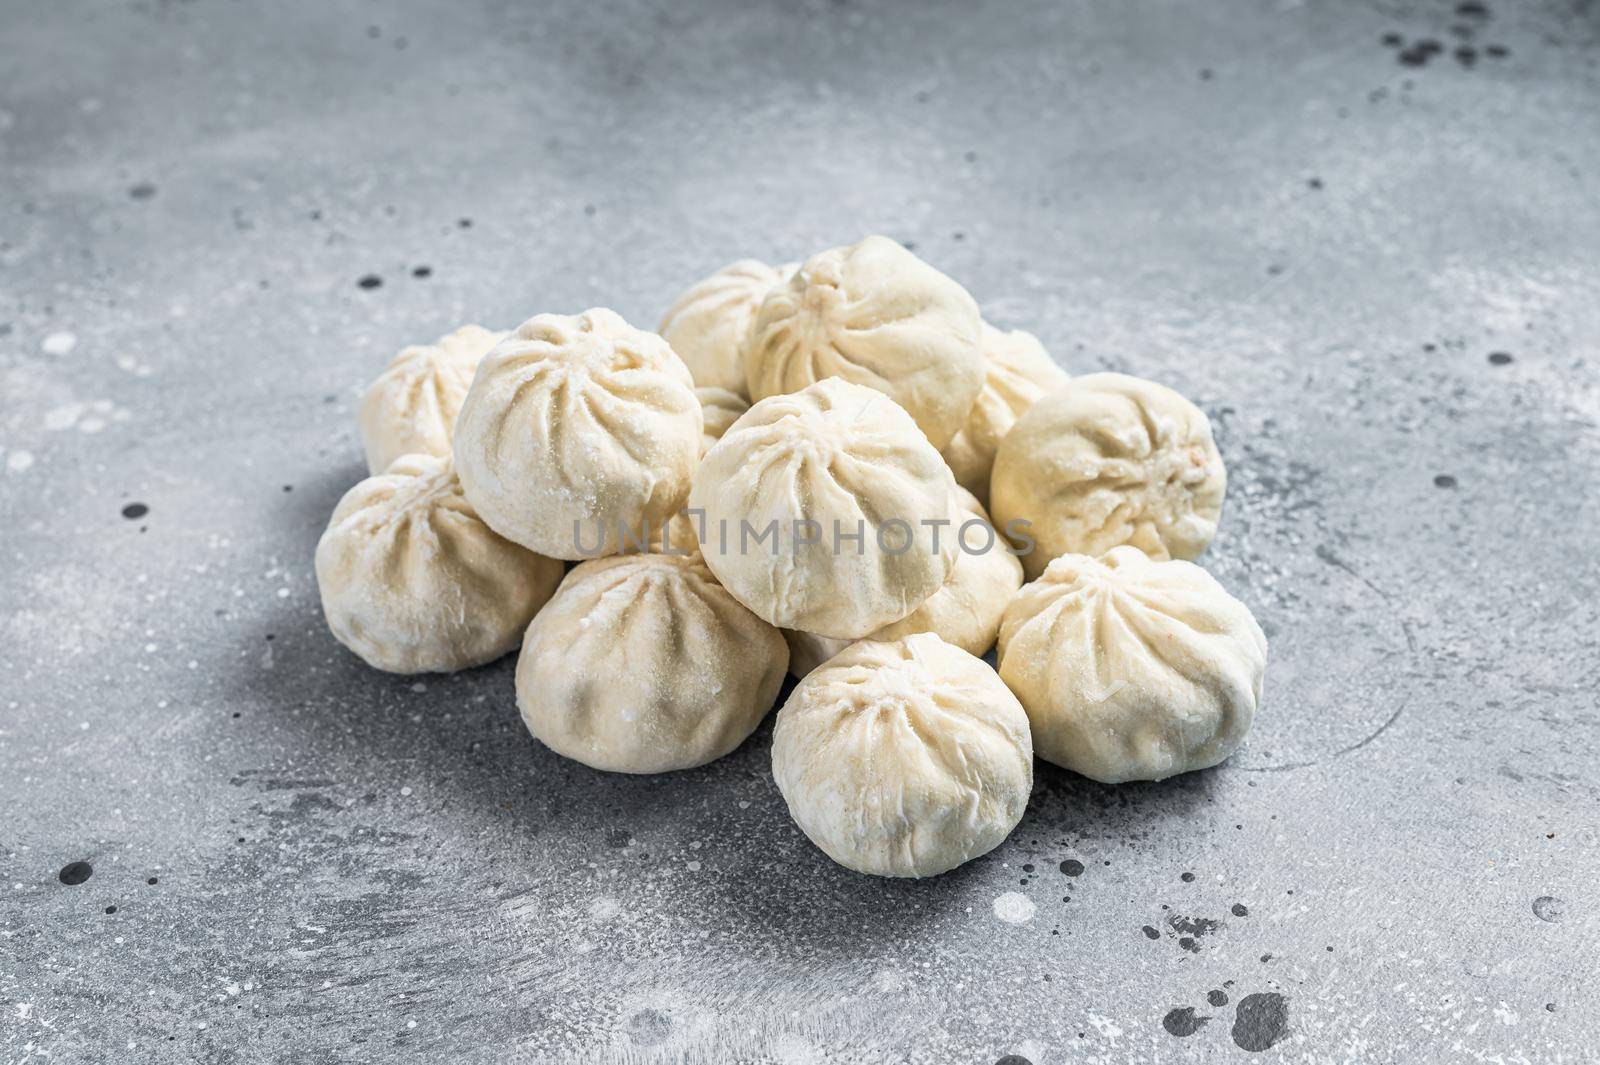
[285,459,369,540]
[1025,758,1228,842]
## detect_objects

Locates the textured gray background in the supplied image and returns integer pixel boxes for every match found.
[3,0,1598,1061]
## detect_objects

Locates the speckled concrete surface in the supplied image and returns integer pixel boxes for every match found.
[3,1,1599,1062]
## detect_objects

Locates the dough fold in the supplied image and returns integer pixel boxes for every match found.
[998,546,1266,782]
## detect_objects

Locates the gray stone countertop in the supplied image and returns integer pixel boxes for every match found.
[2,0,1597,1061]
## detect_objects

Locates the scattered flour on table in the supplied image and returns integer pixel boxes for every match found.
[41,331,77,356]
[992,891,1035,924]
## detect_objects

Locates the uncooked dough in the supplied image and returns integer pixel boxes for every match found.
[516,552,788,773]
[771,633,1033,877]
[315,454,563,674]
[689,378,958,639]
[743,235,985,449]
[452,308,702,559]
[659,259,789,396]
[940,323,1069,506]
[997,546,1266,783]
[358,324,505,475]
[990,372,1225,579]
[783,487,1024,675]
[695,386,749,455]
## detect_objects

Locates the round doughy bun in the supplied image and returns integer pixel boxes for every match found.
[695,386,749,455]
[990,372,1225,579]
[743,235,984,449]
[358,324,506,475]
[452,309,702,560]
[689,377,959,639]
[315,454,564,674]
[772,633,1033,878]
[516,553,788,774]
[940,323,1069,506]
[998,546,1266,783]
[783,487,1024,676]
[659,259,789,397]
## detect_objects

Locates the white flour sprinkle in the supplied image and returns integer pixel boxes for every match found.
[991,892,1035,925]
[41,331,78,356]
[45,403,85,431]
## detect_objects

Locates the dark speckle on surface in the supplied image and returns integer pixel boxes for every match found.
[1232,903,1249,917]
[626,1008,671,1047]
[1169,914,1221,938]
[1162,1007,1210,1037]
[1488,351,1514,365]
[121,502,149,519]
[357,274,383,289]
[1180,871,1196,883]
[1398,39,1444,67]
[1141,925,1160,940]
[129,182,157,200]
[1208,989,1230,1007]
[58,861,93,885]
[1532,896,1566,922]
[994,1056,1032,1065]
[1434,474,1458,488]
[411,265,432,278]
[1232,993,1290,1052]
[1059,859,1085,877]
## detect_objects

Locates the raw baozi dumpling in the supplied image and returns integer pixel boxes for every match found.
[997,547,1267,783]
[743,236,985,449]
[695,386,749,455]
[659,260,789,396]
[314,454,564,674]
[358,324,506,475]
[772,633,1033,878]
[783,487,1024,676]
[940,324,1069,506]
[689,378,959,639]
[990,372,1226,579]
[515,553,788,773]
[452,309,703,560]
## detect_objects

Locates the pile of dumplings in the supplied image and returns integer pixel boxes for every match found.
[315,235,1268,879]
